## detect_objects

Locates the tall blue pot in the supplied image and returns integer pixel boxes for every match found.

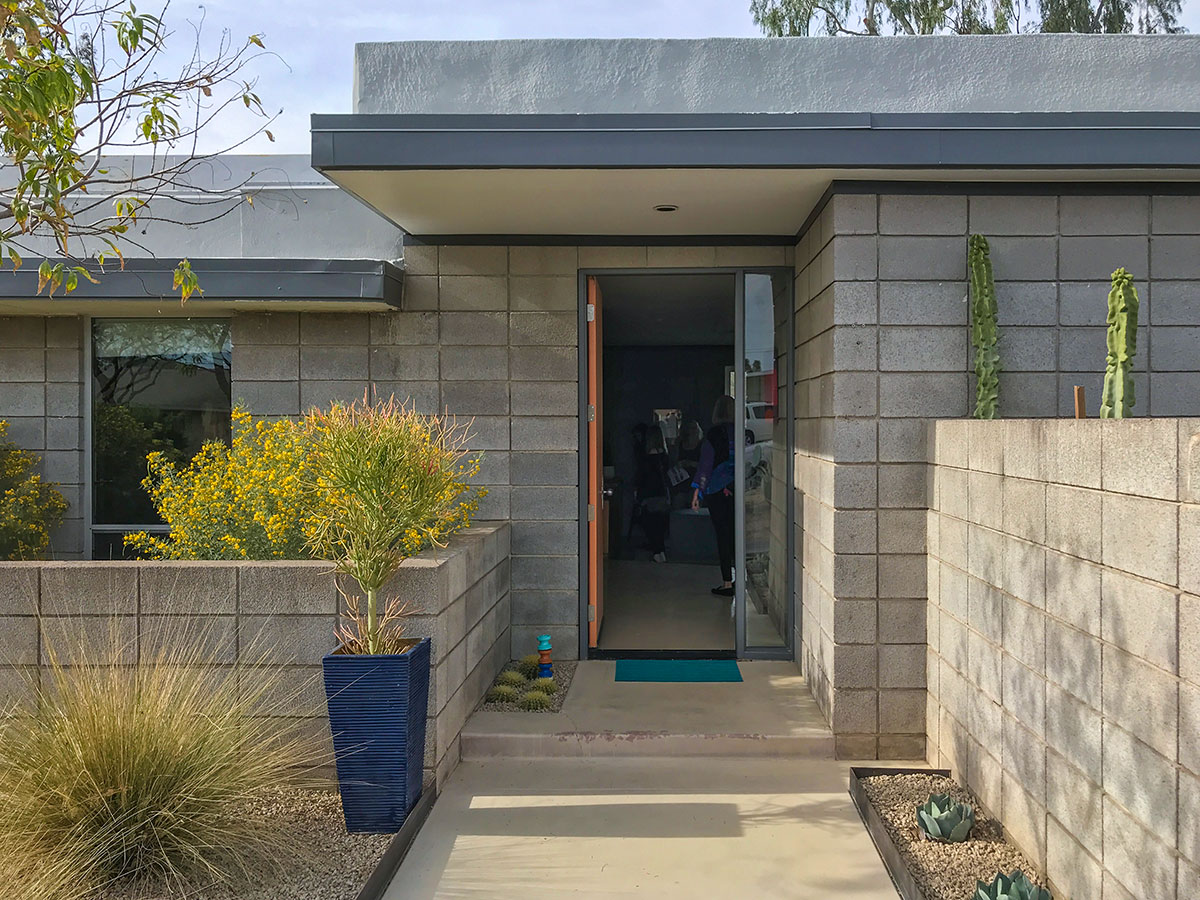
[322,636,431,833]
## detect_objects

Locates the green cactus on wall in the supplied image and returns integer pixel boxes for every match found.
[968,234,1001,419]
[1099,268,1140,419]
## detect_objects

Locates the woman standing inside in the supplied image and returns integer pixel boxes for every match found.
[691,395,737,598]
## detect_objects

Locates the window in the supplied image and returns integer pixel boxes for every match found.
[90,319,232,558]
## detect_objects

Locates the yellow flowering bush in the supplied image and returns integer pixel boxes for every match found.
[304,395,485,654]
[125,407,317,559]
[0,420,68,560]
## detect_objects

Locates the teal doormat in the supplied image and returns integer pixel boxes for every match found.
[614,659,742,683]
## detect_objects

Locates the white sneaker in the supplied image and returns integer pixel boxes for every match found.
[652,552,666,563]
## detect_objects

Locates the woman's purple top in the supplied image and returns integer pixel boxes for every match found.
[692,423,732,494]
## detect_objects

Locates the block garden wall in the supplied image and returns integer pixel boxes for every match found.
[927,419,1200,900]
[0,523,511,788]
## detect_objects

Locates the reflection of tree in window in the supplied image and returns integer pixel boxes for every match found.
[92,320,232,526]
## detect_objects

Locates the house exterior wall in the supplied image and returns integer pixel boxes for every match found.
[795,189,1200,760]
[927,419,1200,900]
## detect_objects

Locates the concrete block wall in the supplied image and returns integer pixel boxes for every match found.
[927,419,1200,900]
[0,316,86,557]
[232,243,792,660]
[0,523,510,787]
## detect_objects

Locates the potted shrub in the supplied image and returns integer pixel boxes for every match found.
[304,395,482,833]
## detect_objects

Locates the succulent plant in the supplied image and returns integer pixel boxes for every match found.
[517,654,541,679]
[916,793,975,842]
[974,870,1052,900]
[486,684,520,703]
[496,669,528,688]
[531,677,558,694]
[517,690,551,711]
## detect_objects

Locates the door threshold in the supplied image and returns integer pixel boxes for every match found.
[589,648,737,660]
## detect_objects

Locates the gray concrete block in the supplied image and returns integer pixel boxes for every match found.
[996,327,1056,372]
[880,373,969,417]
[0,383,44,417]
[440,381,510,416]
[878,465,926,509]
[299,313,369,345]
[833,553,877,598]
[879,281,966,326]
[1103,796,1176,900]
[1152,235,1200,279]
[370,311,439,345]
[1046,419,1103,489]
[40,562,137,614]
[508,276,576,311]
[0,616,37,665]
[1058,281,1120,326]
[831,688,877,733]
[438,275,508,311]
[646,246,717,268]
[233,380,300,416]
[1183,681,1200,775]
[510,451,577,486]
[831,235,878,281]
[968,474,1005,531]
[510,416,577,451]
[577,246,647,268]
[1180,769,1200,868]
[880,326,966,372]
[233,344,301,381]
[833,643,877,688]
[1046,684,1103,784]
[831,372,878,417]
[1003,651,1046,741]
[301,346,370,381]
[1046,816,1102,900]
[0,318,44,347]
[999,536,1045,610]
[879,418,928,463]
[878,509,926,554]
[1001,722,1047,818]
[832,464,878,509]
[370,381,440,414]
[510,381,577,417]
[995,281,1058,326]
[1046,619,1100,710]
[509,246,578,276]
[1151,372,1200,415]
[299,380,369,411]
[994,373,1057,418]
[1182,592,1200,687]
[400,243,437,275]
[834,509,877,555]
[510,486,577,520]
[878,236,964,281]
[988,236,1058,282]
[833,598,876,643]
[879,599,925,644]
[1148,280,1200,324]
[370,346,439,381]
[831,281,877,325]
[44,417,79,452]
[44,317,81,348]
[511,590,577,625]
[440,312,508,345]
[509,312,576,347]
[3,416,43,450]
[879,688,925,733]
[969,195,1058,235]
[238,563,338,614]
[1150,325,1200,372]
[440,345,507,381]
[1060,195,1149,235]
[1002,477,1046,544]
[1045,551,1102,635]
[1102,569,1178,673]
[399,275,438,310]
[0,564,38,615]
[1059,235,1149,281]
[510,345,578,382]
[1058,324,1145,372]
[878,553,926,599]
[831,326,877,371]
[41,614,136,665]
[438,245,507,276]
[1103,644,1178,759]
[44,348,80,383]
[141,614,237,665]
[461,416,510,451]
[1185,505,1200,596]
[879,643,925,688]
[833,418,877,463]
[138,563,237,615]
[1101,492,1178,585]
[233,312,299,345]
[1152,195,1200,234]
[511,555,577,591]
[879,195,966,235]
[239,614,337,665]
[830,194,877,235]
[40,450,80,485]
[1003,595,1047,674]
[511,521,579,556]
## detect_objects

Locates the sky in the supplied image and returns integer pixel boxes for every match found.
[153,0,1200,155]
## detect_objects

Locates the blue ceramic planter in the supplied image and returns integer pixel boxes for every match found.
[322,637,431,833]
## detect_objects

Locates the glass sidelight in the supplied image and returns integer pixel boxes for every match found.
[735,270,793,656]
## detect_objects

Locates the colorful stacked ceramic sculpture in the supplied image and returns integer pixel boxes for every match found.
[537,633,553,678]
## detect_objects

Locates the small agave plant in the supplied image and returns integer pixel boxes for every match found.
[916,793,975,842]
[975,870,1052,900]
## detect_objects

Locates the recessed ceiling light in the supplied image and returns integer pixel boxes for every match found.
[653,204,679,213]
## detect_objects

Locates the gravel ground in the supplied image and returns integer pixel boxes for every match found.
[479,660,578,713]
[860,772,1048,900]
[99,788,392,900]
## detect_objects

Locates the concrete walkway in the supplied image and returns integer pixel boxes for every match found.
[383,757,900,899]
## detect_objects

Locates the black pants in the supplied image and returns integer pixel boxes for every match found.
[642,507,668,554]
[706,489,735,583]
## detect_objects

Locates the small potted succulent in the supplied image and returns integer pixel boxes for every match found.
[306,395,482,833]
[916,792,975,843]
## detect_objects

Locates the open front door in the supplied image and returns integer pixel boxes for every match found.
[587,276,605,648]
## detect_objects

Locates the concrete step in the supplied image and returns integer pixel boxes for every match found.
[462,727,835,759]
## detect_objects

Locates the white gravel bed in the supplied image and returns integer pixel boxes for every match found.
[479,660,577,713]
[861,772,1048,900]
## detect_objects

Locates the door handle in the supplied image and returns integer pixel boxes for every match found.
[602,488,614,500]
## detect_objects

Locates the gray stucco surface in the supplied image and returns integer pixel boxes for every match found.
[353,36,1200,117]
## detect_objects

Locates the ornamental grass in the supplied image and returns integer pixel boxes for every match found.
[304,394,484,655]
[0,621,314,898]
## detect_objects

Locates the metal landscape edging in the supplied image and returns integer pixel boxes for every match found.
[849,766,952,900]
[354,778,438,900]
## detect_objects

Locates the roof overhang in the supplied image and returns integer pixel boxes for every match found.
[311,112,1200,240]
[0,258,402,315]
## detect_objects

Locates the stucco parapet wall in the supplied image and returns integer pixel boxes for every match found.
[353,36,1200,116]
